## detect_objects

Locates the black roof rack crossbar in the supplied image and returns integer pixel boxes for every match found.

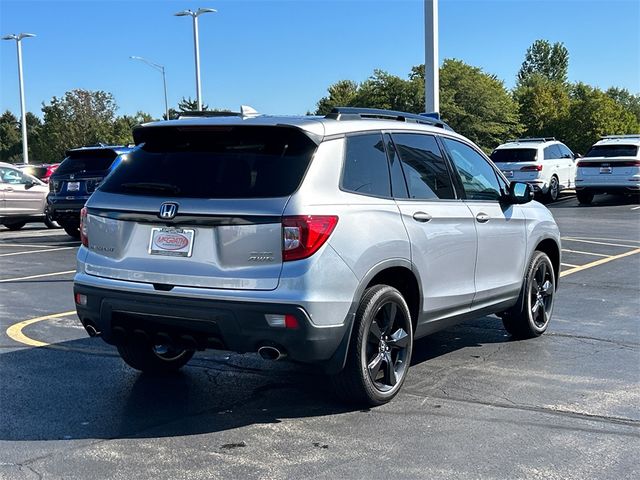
[325,107,452,130]
[508,137,556,143]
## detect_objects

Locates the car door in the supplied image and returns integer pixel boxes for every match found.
[388,132,477,328]
[0,166,45,215]
[543,144,565,187]
[440,137,527,310]
[558,143,576,188]
[0,175,6,215]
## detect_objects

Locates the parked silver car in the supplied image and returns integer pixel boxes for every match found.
[0,162,57,230]
[73,107,561,405]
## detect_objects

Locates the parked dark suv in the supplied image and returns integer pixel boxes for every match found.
[47,145,133,238]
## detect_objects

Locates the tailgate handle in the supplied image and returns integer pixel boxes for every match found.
[476,212,490,223]
[412,212,432,223]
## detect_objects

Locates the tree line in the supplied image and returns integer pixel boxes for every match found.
[1,39,638,164]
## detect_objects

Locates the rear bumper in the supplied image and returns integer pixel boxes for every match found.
[73,283,351,370]
[46,195,89,222]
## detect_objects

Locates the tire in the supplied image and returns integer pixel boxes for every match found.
[44,213,60,229]
[331,285,413,406]
[61,221,80,239]
[3,221,27,231]
[577,190,594,205]
[117,340,194,373]
[543,176,559,203]
[502,251,556,339]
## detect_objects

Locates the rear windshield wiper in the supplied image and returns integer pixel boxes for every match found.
[120,182,181,194]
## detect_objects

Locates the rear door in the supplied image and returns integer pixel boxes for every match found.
[389,132,477,324]
[0,166,46,215]
[83,125,318,291]
[441,137,527,309]
[557,143,576,187]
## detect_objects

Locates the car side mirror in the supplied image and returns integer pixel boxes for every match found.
[507,181,534,204]
[24,179,36,189]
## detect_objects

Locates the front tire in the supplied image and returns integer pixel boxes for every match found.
[332,285,413,406]
[577,190,594,205]
[502,251,556,339]
[117,340,194,373]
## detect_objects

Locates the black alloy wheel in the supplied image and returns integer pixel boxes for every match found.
[528,258,554,331]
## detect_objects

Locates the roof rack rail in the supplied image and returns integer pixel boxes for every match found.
[325,107,452,130]
[601,134,640,139]
[178,105,260,119]
[507,137,556,143]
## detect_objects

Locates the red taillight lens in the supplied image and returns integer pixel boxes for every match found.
[520,164,543,171]
[80,207,89,247]
[618,160,640,167]
[282,215,338,261]
[577,161,588,167]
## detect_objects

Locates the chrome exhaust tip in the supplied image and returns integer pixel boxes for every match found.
[258,345,286,361]
[84,323,101,337]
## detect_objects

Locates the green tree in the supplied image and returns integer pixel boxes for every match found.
[38,89,119,162]
[606,87,640,123]
[514,74,570,138]
[439,59,523,150]
[0,111,21,162]
[517,39,569,84]
[315,80,359,115]
[561,83,640,154]
[178,96,209,112]
[111,111,154,145]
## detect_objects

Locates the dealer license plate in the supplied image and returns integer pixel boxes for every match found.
[66,181,80,192]
[599,166,612,174]
[503,170,514,178]
[148,227,195,257]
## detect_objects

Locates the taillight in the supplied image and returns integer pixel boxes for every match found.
[282,215,338,261]
[618,160,640,167]
[80,207,89,247]
[520,164,543,171]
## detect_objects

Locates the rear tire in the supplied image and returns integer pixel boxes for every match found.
[61,221,80,239]
[3,221,27,231]
[117,340,194,373]
[577,190,594,205]
[502,251,556,339]
[44,213,60,229]
[543,176,559,203]
[331,285,413,406]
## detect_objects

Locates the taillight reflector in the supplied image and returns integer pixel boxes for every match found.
[80,207,89,247]
[520,164,543,172]
[282,215,338,261]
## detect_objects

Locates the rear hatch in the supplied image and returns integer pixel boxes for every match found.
[578,144,640,177]
[490,147,540,179]
[83,125,318,291]
[50,149,122,196]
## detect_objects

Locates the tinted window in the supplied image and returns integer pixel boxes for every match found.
[490,148,537,163]
[585,145,639,157]
[558,144,574,159]
[442,138,502,201]
[384,134,409,198]
[392,133,455,200]
[342,133,391,197]
[0,167,30,184]
[55,150,119,175]
[101,126,317,199]
[543,145,562,160]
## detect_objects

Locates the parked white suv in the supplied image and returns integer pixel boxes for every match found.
[490,138,576,202]
[575,135,640,204]
[74,108,561,405]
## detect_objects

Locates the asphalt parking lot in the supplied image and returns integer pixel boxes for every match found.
[1,193,639,480]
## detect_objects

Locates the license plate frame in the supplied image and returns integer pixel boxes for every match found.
[503,170,514,178]
[599,166,612,174]
[66,181,80,192]
[148,227,195,257]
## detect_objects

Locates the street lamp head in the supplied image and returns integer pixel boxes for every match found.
[174,10,194,17]
[2,33,36,41]
[2,34,18,40]
[18,33,36,40]
[196,8,217,16]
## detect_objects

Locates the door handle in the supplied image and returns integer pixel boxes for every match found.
[412,211,432,223]
[476,212,490,223]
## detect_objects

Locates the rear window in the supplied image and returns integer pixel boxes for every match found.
[55,150,119,175]
[100,126,317,198]
[585,145,639,157]
[490,148,537,162]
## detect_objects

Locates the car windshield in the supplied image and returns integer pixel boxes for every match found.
[585,145,639,158]
[490,148,537,162]
[55,150,119,175]
[99,126,317,198]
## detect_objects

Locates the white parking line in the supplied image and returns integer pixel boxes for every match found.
[0,243,79,249]
[561,237,640,249]
[561,262,578,268]
[561,249,611,257]
[0,270,75,283]
[563,236,640,244]
[0,246,76,257]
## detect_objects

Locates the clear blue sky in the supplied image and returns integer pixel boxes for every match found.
[1,0,639,119]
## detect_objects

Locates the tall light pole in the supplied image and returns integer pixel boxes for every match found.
[424,0,439,115]
[174,8,216,111]
[2,33,36,164]
[130,56,169,120]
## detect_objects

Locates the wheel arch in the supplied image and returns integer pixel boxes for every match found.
[535,237,561,288]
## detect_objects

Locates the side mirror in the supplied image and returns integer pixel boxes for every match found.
[507,181,534,204]
[24,179,36,189]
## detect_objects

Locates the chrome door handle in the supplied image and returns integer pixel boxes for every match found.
[412,211,432,223]
[476,212,490,223]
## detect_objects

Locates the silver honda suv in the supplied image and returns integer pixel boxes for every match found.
[73,107,561,405]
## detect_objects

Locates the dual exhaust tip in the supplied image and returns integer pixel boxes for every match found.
[258,345,286,361]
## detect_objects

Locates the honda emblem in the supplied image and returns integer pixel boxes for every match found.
[159,202,178,220]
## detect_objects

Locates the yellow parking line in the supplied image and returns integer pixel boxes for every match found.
[561,249,611,257]
[561,248,640,277]
[0,246,75,257]
[0,270,75,283]
[6,311,76,348]
[561,238,640,249]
